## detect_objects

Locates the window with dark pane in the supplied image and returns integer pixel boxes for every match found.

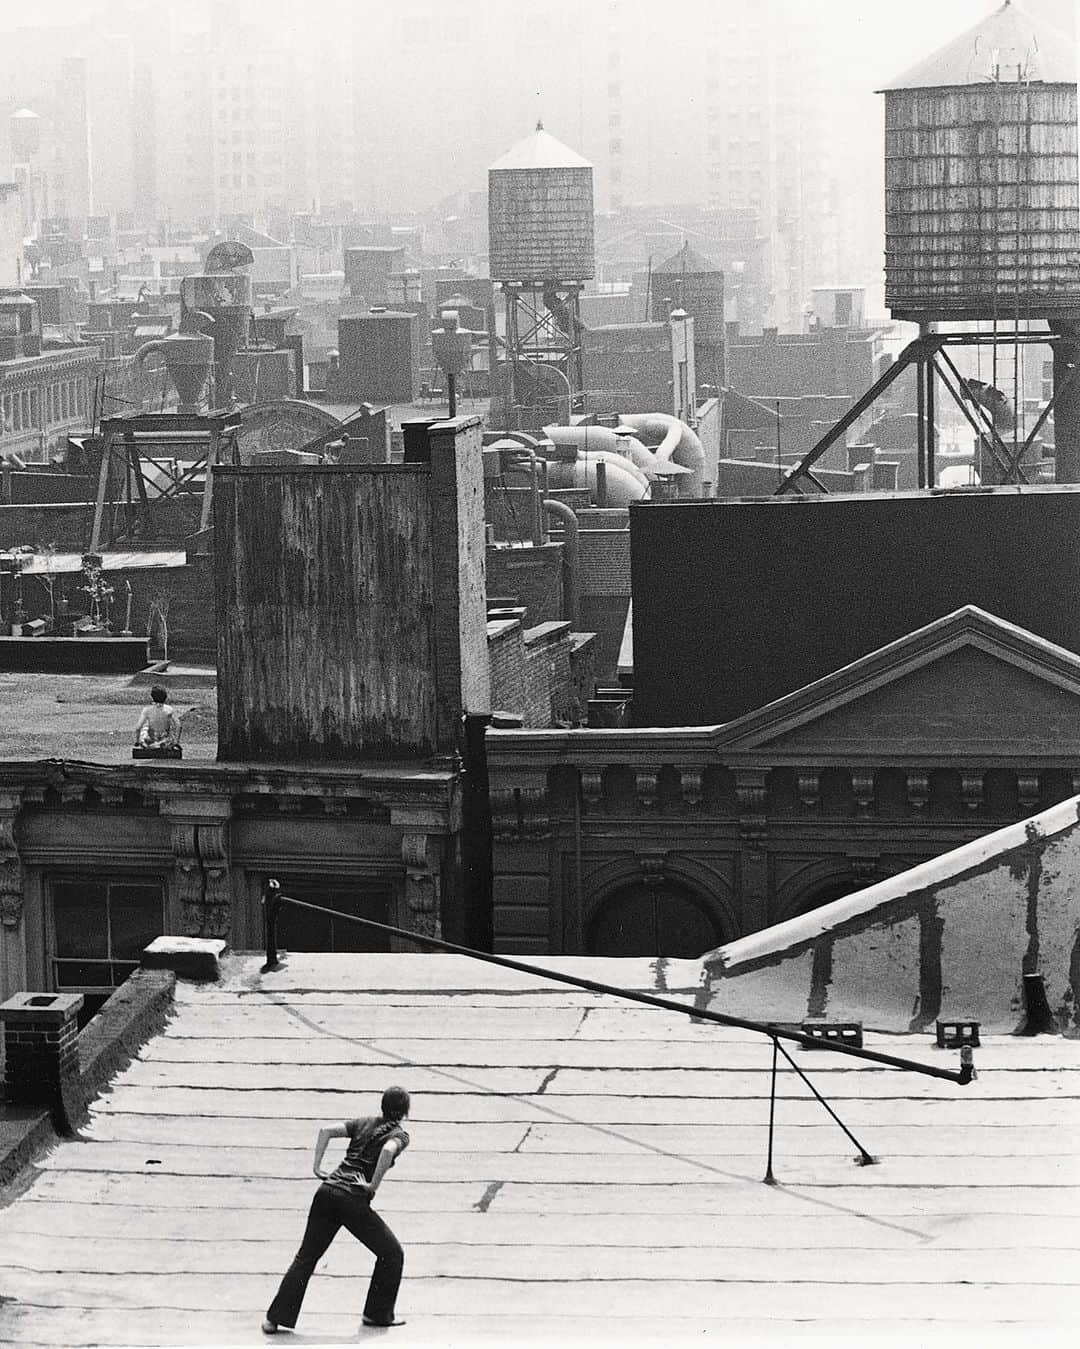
[50,876,166,996]
[271,878,392,953]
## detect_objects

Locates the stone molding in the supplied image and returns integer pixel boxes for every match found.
[0,791,22,931]
[158,795,233,939]
[401,832,443,939]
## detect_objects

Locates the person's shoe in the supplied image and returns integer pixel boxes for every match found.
[261,1319,279,1334]
[362,1317,406,1327]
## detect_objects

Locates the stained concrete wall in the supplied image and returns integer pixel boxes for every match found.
[704,795,1080,1034]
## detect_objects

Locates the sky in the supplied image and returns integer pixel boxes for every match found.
[0,0,1012,53]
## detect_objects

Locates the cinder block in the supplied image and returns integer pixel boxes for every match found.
[141,936,227,981]
[800,1021,863,1050]
[936,1019,980,1048]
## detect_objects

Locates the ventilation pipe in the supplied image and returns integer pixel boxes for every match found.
[133,331,214,414]
[614,429,662,479]
[542,498,580,625]
[543,453,647,506]
[617,413,706,496]
[488,439,546,543]
[543,424,620,457]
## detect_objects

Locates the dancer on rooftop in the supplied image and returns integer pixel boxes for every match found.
[263,1086,411,1333]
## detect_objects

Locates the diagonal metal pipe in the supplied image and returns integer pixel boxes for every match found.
[260,881,974,1086]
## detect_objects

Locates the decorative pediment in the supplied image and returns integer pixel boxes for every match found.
[714,607,1080,756]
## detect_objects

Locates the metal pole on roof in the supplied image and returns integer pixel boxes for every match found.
[775,401,782,487]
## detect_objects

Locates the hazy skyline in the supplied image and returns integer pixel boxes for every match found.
[2,0,1075,325]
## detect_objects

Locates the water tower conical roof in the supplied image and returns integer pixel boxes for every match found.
[881,0,1075,90]
[11,108,40,120]
[654,242,722,275]
[489,122,592,171]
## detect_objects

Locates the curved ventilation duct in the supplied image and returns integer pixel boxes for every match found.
[616,414,706,496]
[541,423,653,502]
[543,453,646,507]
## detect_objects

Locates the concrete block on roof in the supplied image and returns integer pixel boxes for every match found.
[141,937,226,981]
[0,991,84,1027]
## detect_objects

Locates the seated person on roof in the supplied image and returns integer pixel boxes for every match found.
[134,684,181,750]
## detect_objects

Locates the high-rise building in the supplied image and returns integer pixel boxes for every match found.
[51,55,92,224]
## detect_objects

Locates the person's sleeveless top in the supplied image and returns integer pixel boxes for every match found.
[325,1116,410,1193]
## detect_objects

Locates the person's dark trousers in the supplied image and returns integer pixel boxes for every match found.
[267,1182,404,1328]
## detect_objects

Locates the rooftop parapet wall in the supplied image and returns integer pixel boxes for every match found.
[705,795,1080,1034]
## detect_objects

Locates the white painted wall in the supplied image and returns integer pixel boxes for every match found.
[705,796,1080,1033]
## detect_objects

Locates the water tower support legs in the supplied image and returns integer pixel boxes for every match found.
[89,425,119,553]
[925,351,936,486]
[932,353,1020,484]
[1052,323,1080,483]
[916,358,926,487]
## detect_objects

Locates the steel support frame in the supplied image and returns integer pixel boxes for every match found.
[89,413,238,552]
[777,328,1060,496]
[501,282,584,429]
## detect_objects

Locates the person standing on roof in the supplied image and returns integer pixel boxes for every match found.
[263,1086,411,1334]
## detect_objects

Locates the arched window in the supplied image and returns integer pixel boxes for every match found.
[586,880,725,958]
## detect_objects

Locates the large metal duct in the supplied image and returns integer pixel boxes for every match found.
[544,453,646,506]
[543,424,619,457]
[617,413,706,496]
[614,430,661,479]
[541,424,651,494]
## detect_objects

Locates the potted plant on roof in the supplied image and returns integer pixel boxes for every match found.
[5,552,28,636]
[76,552,113,635]
[35,542,58,634]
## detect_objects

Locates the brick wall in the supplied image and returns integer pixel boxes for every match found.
[577,529,631,598]
[429,417,491,735]
[575,507,630,530]
[487,618,582,727]
[485,543,564,627]
[523,622,573,727]
[582,322,673,412]
[569,632,597,723]
[488,619,526,720]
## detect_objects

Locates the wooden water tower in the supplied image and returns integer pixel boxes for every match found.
[488,122,594,428]
[882,0,1080,480]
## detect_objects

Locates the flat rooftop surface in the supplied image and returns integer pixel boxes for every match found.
[0,670,218,763]
[0,952,1076,1346]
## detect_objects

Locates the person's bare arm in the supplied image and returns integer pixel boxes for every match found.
[133,707,149,745]
[312,1124,350,1178]
[361,1138,402,1196]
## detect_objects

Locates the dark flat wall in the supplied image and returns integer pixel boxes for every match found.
[4,473,93,505]
[630,489,1080,726]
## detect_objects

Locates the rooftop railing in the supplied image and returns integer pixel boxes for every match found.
[260,879,974,1186]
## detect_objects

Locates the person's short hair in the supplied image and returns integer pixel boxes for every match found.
[381,1086,410,1121]
[150,685,168,703]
